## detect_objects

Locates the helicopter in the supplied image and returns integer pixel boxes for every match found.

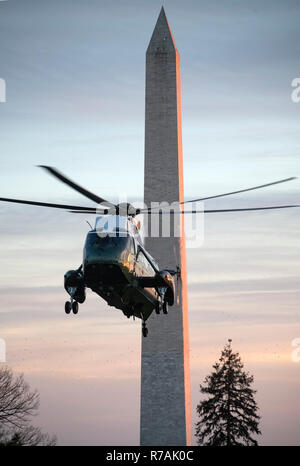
[0,166,298,337]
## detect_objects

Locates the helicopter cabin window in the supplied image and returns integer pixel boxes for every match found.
[136,249,156,277]
[95,215,129,235]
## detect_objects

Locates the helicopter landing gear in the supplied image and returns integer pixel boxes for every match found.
[142,321,148,338]
[65,298,79,315]
[162,299,168,315]
[155,301,161,315]
[65,301,72,314]
[72,301,79,314]
[155,296,168,315]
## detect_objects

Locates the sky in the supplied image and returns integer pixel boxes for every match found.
[0,0,300,445]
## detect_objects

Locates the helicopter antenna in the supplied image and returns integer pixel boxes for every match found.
[86,220,93,231]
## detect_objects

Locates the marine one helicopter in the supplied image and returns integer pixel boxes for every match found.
[0,166,298,337]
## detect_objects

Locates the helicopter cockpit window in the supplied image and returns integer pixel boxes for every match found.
[136,249,156,277]
[95,216,129,236]
[85,231,131,252]
[113,226,129,236]
[102,220,109,231]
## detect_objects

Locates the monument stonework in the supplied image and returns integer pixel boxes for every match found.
[140,8,192,446]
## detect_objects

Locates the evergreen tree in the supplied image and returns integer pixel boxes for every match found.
[196,341,261,446]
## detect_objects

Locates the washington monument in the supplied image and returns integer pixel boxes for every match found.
[140,8,192,446]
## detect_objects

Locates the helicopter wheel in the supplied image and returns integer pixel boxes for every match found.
[162,300,168,315]
[142,321,148,338]
[155,301,161,314]
[65,301,72,314]
[72,301,79,314]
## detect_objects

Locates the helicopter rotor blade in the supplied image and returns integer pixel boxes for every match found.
[69,204,299,215]
[38,165,115,208]
[179,177,297,205]
[0,197,105,212]
[138,177,298,214]
[144,205,300,214]
[69,209,98,214]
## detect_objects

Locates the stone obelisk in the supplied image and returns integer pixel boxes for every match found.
[140,8,192,446]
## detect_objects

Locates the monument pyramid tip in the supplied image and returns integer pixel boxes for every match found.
[147,6,177,53]
[157,6,169,28]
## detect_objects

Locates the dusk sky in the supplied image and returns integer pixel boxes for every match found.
[0,0,300,445]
